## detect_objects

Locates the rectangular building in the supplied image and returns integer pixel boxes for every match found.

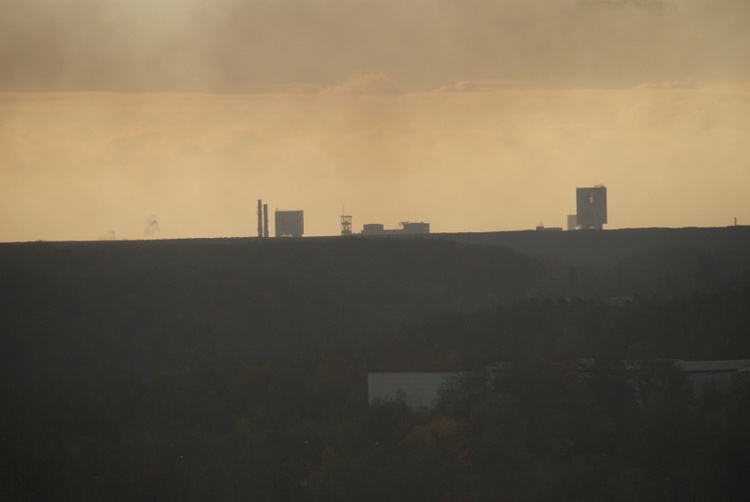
[576,186,607,230]
[401,222,430,234]
[275,210,304,237]
[361,221,430,236]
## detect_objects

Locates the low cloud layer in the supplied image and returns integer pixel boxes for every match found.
[2,0,749,92]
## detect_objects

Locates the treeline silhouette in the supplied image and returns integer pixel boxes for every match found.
[0,238,542,378]
[1,232,749,499]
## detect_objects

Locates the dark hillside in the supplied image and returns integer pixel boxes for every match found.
[0,237,542,378]
[428,226,750,269]
[429,226,750,298]
[373,291,750,372]
[1,227,749,379]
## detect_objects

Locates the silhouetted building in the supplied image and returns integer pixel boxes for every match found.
[567,214,578,231]
[576,186,607,230]
[275,210,304,237]
[361,221,430,235]
[401,222,430,234]
[362,223,385,235]
[536,224,562,232]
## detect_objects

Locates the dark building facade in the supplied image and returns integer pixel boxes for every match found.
[275,210,304,237]
[576,186,607,230]
[361,221,430,236]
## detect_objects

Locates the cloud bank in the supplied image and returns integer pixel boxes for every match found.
[1,0,748,92]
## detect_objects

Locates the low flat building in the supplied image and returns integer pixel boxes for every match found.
[368,373,453,410]
[368,360,750,410]
[361,221,430,236]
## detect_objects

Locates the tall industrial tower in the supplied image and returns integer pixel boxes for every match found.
[576,186,607,230]
[263,204,269,238]
[257,200,263,237]
[257,199,269,237]
[340,215,352,236]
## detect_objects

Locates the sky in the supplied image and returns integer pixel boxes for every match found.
[1,0,749,241]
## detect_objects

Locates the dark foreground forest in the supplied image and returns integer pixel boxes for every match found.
[1,228,750,500]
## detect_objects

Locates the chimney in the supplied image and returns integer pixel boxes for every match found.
[263,204,269,238]
[257,200,263,237]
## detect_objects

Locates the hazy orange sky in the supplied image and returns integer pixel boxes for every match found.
[1,0,749,241]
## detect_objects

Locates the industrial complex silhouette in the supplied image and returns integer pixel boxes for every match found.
[259,186,607,238]
[257,199,305,238]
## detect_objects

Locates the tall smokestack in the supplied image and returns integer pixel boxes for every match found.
[257,199,263,238]
[263,204,269,238]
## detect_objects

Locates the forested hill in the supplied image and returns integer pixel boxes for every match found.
[1,226,749,377]
[428,225,750,268]
[0,237,542,377]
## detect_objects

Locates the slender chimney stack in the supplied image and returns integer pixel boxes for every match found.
[263,204,269,238]
[257,200,263,237]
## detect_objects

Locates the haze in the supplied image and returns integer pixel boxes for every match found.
[1,0,749,241]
